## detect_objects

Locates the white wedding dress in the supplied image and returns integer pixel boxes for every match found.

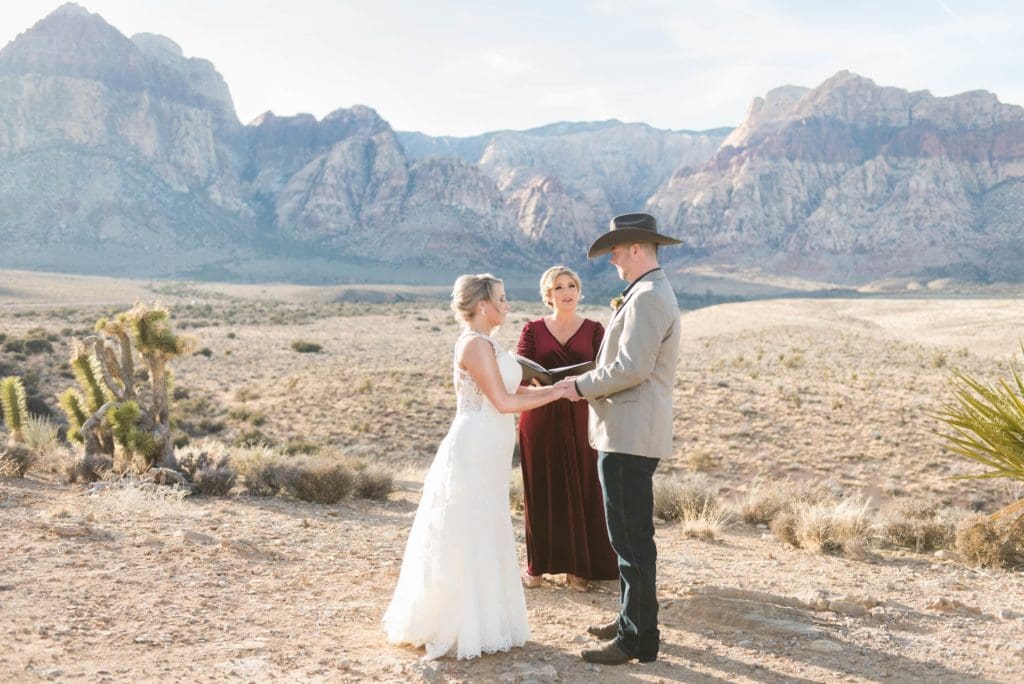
[382,332,529,660]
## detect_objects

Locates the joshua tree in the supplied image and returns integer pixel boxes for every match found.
[59,302,193,471]
[0,376,29,444]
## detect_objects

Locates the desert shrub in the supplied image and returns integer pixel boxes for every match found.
[65,451,112,483]
[290,340,322,354]
[279,457,355,504]
[351,460,394,500]
[654,473,718,522]
[283,440,320,455]
[772,496,874,557]
[954,514,1024,569]
[194,347,213,358]
[23,338,53,355]
[176,442,238,496]
[231,443,287,495]
[878,496,961,552]
[22,415,60,455]
[0,444,34,478]
[653,474,728,538]
[739,478,793,525]
[235,429,272,447]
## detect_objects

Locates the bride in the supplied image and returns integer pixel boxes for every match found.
[383,273,572,660]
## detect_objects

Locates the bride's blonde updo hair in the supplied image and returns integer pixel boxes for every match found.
[451,273,503,324]
[539,265,582,309]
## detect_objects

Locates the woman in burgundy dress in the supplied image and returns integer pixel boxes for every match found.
[516,266,618,591]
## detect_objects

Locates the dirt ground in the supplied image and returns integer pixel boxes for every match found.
[2,270,1024,682]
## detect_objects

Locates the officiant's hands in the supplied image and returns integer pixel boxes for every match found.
[555,377,583,401]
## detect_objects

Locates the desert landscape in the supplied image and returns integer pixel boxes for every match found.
[2,268,1024,683]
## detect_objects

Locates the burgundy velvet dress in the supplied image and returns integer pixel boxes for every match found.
[516,318,618,580]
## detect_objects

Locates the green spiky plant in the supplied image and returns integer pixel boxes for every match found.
[933,348,1024,523]
[58,388,88,444]
[1,376,29,444]
[59,302,194,473]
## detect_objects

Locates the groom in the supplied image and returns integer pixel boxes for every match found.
[556,212,682,665]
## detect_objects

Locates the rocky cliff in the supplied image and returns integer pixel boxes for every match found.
[648,71,1024,282]
[2,5,1023,285]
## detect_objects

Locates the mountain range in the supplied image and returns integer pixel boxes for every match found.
[1,3,1022,288]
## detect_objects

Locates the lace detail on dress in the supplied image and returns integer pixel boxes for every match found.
[454,332,498,416]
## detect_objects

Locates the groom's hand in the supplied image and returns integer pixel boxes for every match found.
[555,377,582,401]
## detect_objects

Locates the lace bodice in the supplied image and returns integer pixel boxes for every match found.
[454,332,522,415]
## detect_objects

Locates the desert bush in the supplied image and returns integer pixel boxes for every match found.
[231,443,286,495]
[290,340,322,354]
[279,457,355,504]
[176,442,238,496]
[21,415,60,456]
[771,496,873,557]
[878,497,961,552]
[738,478,793,525]
[350,460,394,500]
[65,451,112,483]
[654,473,720,522]
[653,474,728,538]
[0,444,34,477]
[283,440,320,455]
[954,514,1024,569]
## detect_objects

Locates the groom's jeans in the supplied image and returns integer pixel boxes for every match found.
[597,451,660,661]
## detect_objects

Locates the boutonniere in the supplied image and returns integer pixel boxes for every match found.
[610,295,624,311]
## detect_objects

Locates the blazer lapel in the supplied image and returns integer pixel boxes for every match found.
[596,270,663,361]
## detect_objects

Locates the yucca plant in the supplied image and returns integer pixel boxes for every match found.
[933,350,1024,522]
[0,376,29,443]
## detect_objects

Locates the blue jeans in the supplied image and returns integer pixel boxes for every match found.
[597,451,660,661]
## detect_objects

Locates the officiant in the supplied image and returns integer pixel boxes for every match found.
[516,266,618,591]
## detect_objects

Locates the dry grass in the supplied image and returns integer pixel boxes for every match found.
[954,513,1024,569]
[654,473,729,539]
[21,415,60,456]
[509,468,525,513]
[771,496,874,557]
[878,496,962,552]
[65,451,112,483]
[278,457,355,504]
[0,444,34,478]
[351,460,394,500]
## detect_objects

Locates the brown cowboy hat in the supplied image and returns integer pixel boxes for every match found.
[587,212,684,258]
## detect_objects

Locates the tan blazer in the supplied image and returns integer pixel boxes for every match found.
[575,269,680,460]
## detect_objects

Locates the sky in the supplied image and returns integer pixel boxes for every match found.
[1,1,1022,136]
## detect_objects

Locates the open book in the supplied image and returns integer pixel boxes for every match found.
[516,356,595,386]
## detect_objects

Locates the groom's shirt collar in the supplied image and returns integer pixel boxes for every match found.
[620,267,662,299]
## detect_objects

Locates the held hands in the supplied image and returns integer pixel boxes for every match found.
[554,377,583,402]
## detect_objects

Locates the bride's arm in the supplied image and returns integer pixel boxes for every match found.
[459,337,566,413]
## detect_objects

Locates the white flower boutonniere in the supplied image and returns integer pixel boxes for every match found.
[610,295,624,311]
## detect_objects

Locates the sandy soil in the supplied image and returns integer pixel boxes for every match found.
[2,272,1023,682]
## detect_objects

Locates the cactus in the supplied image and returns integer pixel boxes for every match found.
[1,376,29,443]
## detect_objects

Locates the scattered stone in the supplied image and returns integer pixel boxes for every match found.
[500,663,558,682]
[181,530,217,546]
[141,535,163,547]
[998,608,1021,620]
[926,598,982,617]
[808,639,845,654]
[88,482,108,495]
[1005,642,1024,657]
[653,517,666,525]
[828,600,867,618]
[933,549,955,560]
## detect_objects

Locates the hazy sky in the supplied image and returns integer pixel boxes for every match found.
[2,1,1022,135]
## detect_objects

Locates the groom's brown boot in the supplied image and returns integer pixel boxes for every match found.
[586,619,618,641]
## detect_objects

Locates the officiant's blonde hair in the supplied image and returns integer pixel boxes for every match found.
[540,266,582,309]
[451,273,503,324]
